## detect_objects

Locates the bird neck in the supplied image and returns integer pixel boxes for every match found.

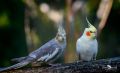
[55,38,66,48]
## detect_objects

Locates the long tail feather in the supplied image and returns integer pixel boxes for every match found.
[0,61,30,72]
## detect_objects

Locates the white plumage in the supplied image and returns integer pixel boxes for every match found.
[76,17,98,61]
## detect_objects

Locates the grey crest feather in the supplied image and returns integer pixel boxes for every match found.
[57,21,66,35]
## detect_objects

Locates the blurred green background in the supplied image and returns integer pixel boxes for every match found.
[0,0,120,67]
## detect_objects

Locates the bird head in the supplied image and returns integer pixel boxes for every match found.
[84,17,97,39]
[56,24,66,42]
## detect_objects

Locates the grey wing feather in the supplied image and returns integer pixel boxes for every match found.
[29,39,62,63]
[29,39,55,57]
[45,46,62,63]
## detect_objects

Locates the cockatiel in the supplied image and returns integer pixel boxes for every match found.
[76,17,98,61]
[0,24,66,72]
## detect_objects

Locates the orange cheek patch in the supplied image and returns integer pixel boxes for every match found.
[86,31,91,36]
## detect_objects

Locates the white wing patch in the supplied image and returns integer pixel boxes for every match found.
[45,48,59,61]
[37,48,59,62]
[37,54,49,61]
[29,54,37,58]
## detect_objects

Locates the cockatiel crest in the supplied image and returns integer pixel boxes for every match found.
[56,22,66,42]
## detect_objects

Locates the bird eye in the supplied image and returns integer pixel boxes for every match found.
[90,31,92,33]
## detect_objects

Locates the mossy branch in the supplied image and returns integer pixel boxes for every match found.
[1,57,120,73]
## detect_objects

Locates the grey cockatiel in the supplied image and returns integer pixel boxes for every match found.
[76,17,98,61]
[0,23,66,72]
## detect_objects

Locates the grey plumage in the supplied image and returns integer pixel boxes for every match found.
[0,24,66,72]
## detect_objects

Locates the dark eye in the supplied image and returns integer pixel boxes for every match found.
[90,31,93,33]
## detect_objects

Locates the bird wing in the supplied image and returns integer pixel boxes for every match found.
[37,47,60,62]
[29,39,62,62]
[76,38,88,60]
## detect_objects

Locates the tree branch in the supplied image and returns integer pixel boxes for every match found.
[1,57,120,73]
[97,0,113,36]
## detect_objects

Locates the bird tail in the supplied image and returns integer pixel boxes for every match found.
[0,61,30,72]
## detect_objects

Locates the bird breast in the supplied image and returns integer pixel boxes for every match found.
[76,38,98,61]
